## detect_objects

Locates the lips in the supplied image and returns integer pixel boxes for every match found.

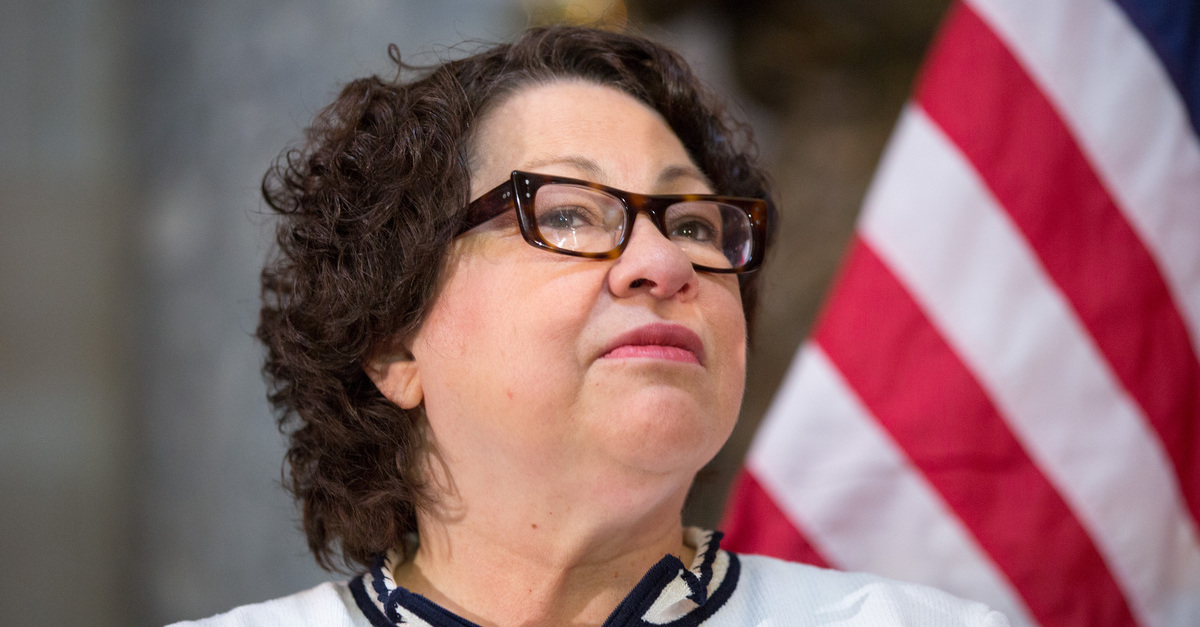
[600,322,706,366]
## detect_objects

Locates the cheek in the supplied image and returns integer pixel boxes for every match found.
[415,274,509,374]
[411,261,505,410]
[414,257,598,428]
[490,273,597,409]
[709,279,750,424]
[710,277,748,362]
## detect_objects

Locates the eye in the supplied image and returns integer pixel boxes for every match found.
[537,205,601,231]
[670,217,720,245]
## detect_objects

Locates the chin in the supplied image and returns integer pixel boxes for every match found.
[593,391,736,476]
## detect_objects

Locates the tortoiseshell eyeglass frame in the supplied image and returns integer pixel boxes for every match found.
[455,170,769,274]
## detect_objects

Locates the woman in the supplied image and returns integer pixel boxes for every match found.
[176,25,1008,627]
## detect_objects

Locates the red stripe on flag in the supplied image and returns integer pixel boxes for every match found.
[917,2,1200,526]
[721,469,831,568]
[816,239,1137,627]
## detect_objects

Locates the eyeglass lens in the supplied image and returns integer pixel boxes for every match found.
[530,184,753,270]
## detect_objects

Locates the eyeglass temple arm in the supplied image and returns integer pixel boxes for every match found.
[456,181,515,235]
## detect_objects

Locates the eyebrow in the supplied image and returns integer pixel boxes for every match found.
[519,155,713,191]
[521,155,605,179]
[656,164,714,190]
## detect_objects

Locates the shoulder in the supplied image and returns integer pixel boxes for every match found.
[722,553,1009,626]
[165,581,369,627]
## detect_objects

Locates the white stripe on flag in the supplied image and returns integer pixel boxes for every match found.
[747,343,1036,626]
[967,0,1200,351]
[859,105,1200,627]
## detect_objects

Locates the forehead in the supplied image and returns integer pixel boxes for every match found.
[468,80,704,195]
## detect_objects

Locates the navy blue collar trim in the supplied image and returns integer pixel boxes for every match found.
[358,554,483,626]
[683,530,722,605]
[350,532,739,627]
[658,553,739,627]
[603,553,684,626]
[349,575,398,626]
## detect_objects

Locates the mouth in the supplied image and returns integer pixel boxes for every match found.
[600,322,706,366]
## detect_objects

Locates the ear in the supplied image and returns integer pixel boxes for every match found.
[365,351,424,410]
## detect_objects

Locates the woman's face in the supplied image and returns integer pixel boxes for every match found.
[379,81,747,495]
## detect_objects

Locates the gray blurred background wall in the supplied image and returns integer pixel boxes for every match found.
[0,1,945,624]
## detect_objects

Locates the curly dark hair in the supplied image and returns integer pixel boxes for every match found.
[258,24,775,573]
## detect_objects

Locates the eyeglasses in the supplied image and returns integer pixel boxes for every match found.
[457,171,769,273]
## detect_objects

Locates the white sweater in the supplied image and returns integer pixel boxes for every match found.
[170,529,1009,627]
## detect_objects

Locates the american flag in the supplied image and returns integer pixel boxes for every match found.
[721,1,1200,625]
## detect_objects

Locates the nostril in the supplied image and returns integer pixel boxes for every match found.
[629,278,652,289]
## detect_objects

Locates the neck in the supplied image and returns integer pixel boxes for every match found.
[393,459,698,626]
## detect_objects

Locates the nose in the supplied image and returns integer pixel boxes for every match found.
[607,214,699,301]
